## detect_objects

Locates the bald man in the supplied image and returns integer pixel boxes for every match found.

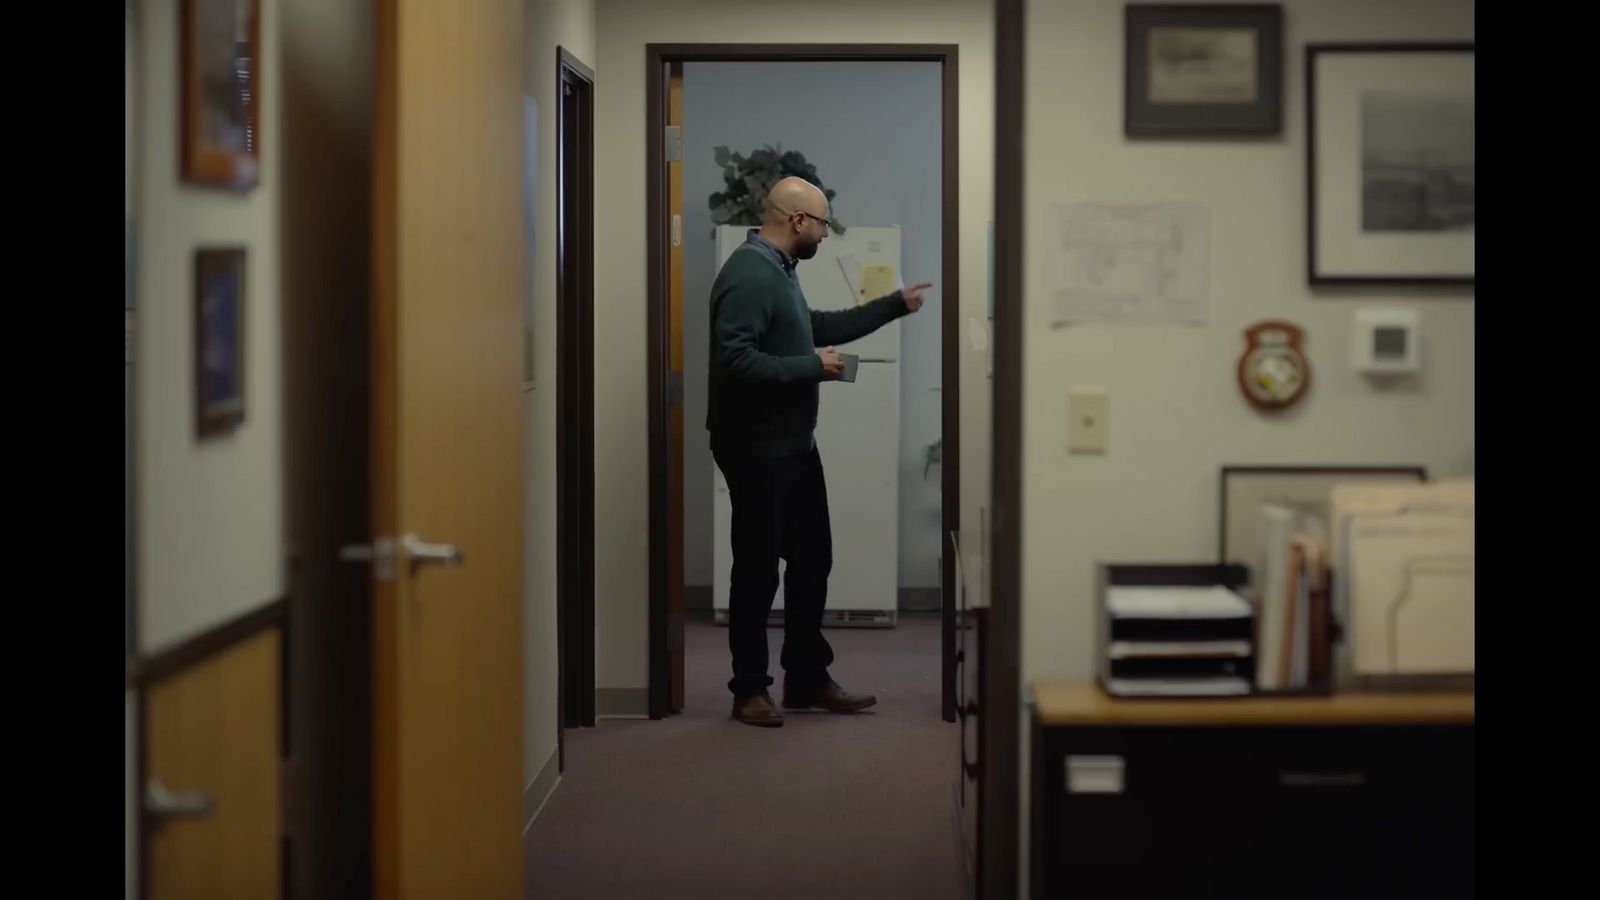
[707,176,932,727]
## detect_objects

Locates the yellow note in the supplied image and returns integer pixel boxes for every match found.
[859,264,897,304]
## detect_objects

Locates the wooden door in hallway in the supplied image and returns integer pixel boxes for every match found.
[365,0,524,894]
[142,625,284,900]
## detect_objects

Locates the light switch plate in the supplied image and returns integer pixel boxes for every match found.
[1068,387,1108,454]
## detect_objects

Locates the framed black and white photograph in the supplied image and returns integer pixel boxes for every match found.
[1124,4,1283,137]
[194,247,247,438]
[1307,43,1475,285]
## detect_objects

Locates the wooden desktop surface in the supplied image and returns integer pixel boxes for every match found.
[1031,682,1474,727]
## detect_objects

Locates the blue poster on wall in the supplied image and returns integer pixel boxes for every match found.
[199,268,241,410]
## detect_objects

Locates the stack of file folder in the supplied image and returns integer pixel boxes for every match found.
[1252,504,1334,695]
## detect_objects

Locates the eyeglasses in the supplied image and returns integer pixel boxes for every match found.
[775,206,832,230]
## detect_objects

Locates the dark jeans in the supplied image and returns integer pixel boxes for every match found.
[713,446,835,700]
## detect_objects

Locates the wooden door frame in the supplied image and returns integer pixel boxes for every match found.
[644,42,964,724]
[982,2,1024,899]
[557,46,597,740]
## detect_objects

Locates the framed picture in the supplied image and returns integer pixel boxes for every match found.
[1307,43,1475,285]
[1124,4,1283,137]
[181,0,261,190]
[194,248,247,438]
[1219,465,1427,567]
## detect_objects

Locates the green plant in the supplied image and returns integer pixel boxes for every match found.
[708,144,845,237]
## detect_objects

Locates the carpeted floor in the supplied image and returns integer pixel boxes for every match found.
[523,611,965,899]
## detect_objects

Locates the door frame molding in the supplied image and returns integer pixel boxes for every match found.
[644,42,964,723]
[982,3,1025,899]
[556,45,597,740]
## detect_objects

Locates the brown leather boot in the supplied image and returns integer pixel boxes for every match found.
[731,693,784,727]
[782,680,877,713]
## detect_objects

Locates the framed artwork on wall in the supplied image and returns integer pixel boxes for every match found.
[194,247,247,438]
[181,0,261,190]
[1218,465,1428,567]
[1306,43,1475,286]
[1124,4,1284,137]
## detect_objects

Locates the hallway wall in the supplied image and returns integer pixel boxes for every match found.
[134,0,286,657]
[592,0,995,696]
[1017,0,1477,692]
[1015,0,1475,892]
[129,0,288,894]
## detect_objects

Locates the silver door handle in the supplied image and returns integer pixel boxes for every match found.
[404,534,463,567]
[145,777,215,821]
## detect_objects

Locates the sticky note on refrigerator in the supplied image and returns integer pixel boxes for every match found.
[859,264,897,304]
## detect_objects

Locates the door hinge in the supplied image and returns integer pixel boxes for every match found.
[671,214,682,247]
[664,125,682,162]
[668,612,685,653]
[666,371,684,408]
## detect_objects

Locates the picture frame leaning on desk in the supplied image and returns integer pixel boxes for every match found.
[1218,465,1429,696]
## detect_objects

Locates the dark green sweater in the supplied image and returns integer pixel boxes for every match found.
[706,245,907,456]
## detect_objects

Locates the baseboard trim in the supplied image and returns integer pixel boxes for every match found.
[521,749,562,834]
[596,687,649,718]
[899,587,942,612]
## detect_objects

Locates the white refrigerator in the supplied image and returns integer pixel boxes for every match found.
[711,225,902,626]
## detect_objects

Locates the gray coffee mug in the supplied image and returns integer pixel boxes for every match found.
[838,352,859,383]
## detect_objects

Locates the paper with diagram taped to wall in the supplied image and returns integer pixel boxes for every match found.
[1052,202,1209,325]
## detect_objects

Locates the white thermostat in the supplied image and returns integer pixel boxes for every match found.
[1352,308,1420,375]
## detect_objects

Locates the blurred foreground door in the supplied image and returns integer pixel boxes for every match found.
[361,0,526,895]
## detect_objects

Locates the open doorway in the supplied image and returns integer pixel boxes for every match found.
[555,47,597,750]
[645,44,963,725]
[528,28,1023,900]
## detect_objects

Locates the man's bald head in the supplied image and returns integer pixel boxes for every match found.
[757,176,831,260]
[762,176,828,225]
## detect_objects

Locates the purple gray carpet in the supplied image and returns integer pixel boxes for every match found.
[523,611,965,899]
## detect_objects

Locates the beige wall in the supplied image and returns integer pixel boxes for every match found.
[1017,0,1475,887]
[523,0,597,795]
[1019,0,1475,684]
[136,0,285,655]
[593,0,995,690]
